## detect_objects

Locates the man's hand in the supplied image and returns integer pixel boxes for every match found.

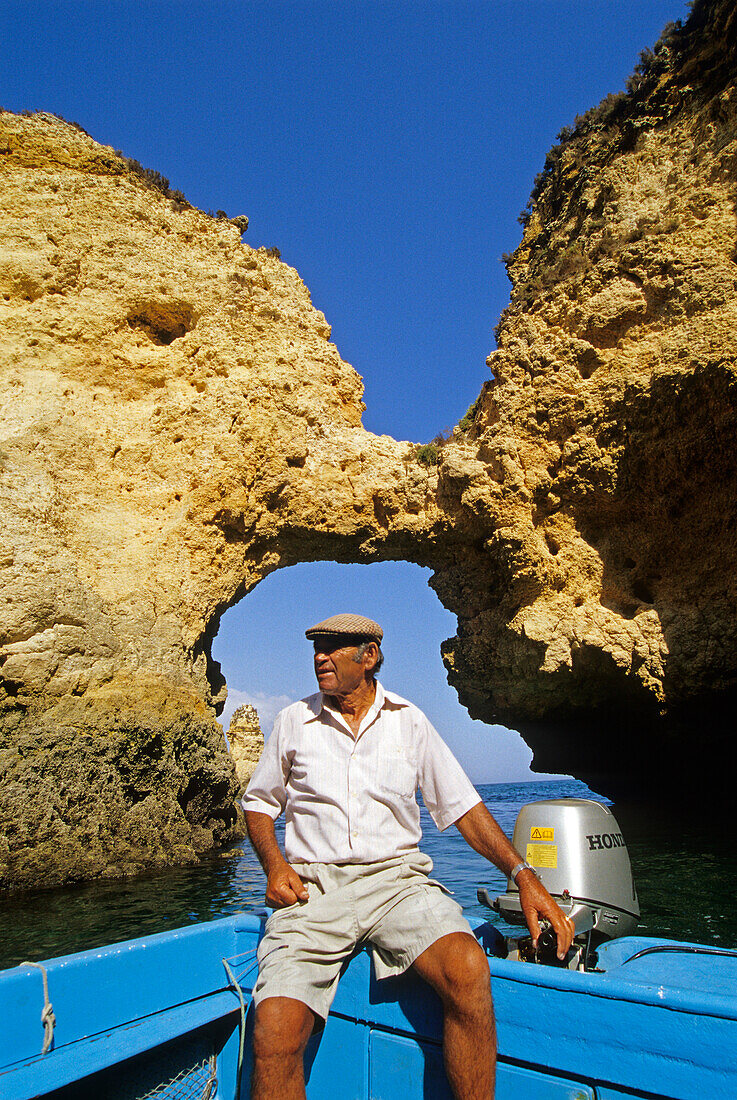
[244,810,310,909]
[516,868,575,959]
[454,802,575,959]
[265,862,309,908]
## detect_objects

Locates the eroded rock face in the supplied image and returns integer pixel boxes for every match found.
[2,0,736,887]
[0,112,445,888]
[432,0,737,794]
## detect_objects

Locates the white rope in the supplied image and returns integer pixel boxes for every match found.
[19,961,56,1055]
[222,958,248,1099]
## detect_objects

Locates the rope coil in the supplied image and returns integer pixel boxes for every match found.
[19,960,56,1055]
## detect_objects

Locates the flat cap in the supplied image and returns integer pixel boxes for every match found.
[305,613,383,644]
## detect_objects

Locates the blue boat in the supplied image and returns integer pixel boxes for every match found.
[3,799,736,1099]
[3,914,737,1100]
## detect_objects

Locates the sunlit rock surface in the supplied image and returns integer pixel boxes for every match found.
[0,111,439,888]
[434,0,737,795]
[2,0,736,888]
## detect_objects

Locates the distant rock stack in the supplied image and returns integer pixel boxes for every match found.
[227,705,264,791]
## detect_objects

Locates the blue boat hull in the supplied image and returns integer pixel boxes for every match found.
[2,915,736,1099]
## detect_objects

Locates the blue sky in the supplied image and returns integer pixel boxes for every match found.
[2,0,690,780]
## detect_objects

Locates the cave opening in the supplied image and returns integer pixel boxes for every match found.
[211,559,568,785]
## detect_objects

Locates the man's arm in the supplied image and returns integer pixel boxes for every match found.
[454,801,574,959]
[245,810,309,908]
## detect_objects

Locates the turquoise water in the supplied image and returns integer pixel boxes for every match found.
[2,778,736,969]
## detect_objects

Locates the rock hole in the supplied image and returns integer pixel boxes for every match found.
[576,346,601,379]
[544,531,560,555]
[547,456,562,477]
[601,592,640,619]
[372,493,391,528]
[127,301,194,345]
[632,579,654,604]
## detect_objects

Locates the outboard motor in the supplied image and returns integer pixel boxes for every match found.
[478,798,639,971]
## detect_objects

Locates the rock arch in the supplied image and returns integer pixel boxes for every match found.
[3,1,737,887]
[0,112,473,887]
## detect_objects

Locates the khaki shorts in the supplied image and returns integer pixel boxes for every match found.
[252,851,474,1019]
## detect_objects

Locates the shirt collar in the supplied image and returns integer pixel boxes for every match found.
[304,681,408,725]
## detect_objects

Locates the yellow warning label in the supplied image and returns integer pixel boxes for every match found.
[527,843,558,869]
[530,826,554,842]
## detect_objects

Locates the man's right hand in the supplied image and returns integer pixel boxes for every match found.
[265,862,309,908]
[244,810,310,908]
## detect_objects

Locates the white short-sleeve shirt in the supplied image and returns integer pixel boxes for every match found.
[242,681,481,864]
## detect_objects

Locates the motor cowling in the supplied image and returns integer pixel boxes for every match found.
[479,798,639,969]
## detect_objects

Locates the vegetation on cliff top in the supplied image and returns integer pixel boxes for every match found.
[413,396,484,465]
[0,107,250,235]
[518,0,735,231]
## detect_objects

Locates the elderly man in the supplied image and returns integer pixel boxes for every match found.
[243,613,573,1100]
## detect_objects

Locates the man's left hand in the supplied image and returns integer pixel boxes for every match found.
[516,868,575,959]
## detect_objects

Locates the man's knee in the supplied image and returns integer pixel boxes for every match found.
[447,935,491,991]
[253,997,316,1061]
[416,933,492,1009]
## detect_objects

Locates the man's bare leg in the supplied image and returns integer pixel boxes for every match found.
[251,996,318,1100]
[411,932,496,1099]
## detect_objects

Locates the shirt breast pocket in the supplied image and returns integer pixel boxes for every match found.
[379,747,417,798]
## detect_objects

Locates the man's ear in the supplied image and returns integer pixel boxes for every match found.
[364,642,379,671]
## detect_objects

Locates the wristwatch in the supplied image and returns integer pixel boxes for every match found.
[510,860,538,883]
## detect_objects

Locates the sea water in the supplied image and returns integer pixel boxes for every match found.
[2,778,736,968]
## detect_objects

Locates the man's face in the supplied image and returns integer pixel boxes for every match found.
[312,636,376,697]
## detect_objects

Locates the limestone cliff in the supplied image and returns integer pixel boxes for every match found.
[2,0,737,889]
[0,111,442,889]
[432,0,737,794]
[227,705,264,791]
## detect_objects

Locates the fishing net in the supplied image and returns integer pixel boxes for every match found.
[135,1053,217,1100]
[54,1035,222,1100]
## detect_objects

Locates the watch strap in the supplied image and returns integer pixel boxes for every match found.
[510,860,538,883]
